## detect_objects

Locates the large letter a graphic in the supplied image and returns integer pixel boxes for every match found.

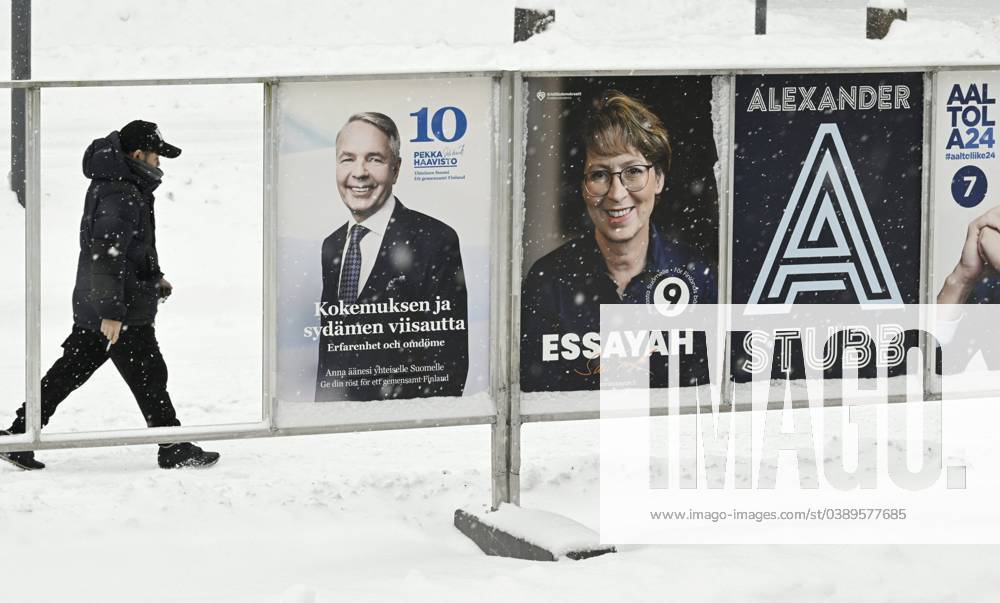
[748,123,903,306]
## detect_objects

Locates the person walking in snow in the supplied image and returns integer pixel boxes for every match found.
[0,120,219,471]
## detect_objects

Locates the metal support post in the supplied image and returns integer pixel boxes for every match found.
[491,73,516,509]
[867,3,907,40]
[921,71,937,399]
[11,0,31,207]
[755,0,767,35]
[722,75,736,406]
[262,81,279,430]
[24,86,41,441]
[507,73,526,506]
[514,7,555,43]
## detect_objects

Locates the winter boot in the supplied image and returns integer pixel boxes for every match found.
[158,442,220,469]
[0,430,46,470]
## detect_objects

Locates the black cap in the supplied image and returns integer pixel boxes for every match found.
[119,120,182,158]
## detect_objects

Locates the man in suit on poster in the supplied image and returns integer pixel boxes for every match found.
[315,112,468,402]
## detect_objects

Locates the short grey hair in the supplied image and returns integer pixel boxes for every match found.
[338,112,401,164]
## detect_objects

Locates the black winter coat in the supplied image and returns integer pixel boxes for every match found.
[72,132,165,331]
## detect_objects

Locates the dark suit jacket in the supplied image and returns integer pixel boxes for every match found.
[316,199,469,401]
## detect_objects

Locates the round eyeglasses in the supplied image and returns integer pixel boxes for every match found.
[583,164,654,197]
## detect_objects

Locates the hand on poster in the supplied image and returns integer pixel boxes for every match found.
[938,205,1000,306]
[981,221,1000,270]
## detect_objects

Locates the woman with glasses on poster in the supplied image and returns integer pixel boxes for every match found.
[520,90,717,392]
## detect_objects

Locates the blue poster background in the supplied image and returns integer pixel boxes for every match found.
[732,72,924,306]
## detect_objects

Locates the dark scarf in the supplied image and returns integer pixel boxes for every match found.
[125,156,164,194]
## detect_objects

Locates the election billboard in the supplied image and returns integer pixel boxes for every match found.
[731,73,925,382]
[931,70,1000,385]
[518,75,723,395]
[275,76,495,425]
[932,70,1000,302]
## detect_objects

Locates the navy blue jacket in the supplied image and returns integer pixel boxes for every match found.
[72,132,165,331]
[520,225,717,392]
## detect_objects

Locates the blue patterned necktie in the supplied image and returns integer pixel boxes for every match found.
[339,224,369,303]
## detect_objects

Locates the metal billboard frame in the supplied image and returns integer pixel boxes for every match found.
[0,72,507,493]
[512,67,944,426]
[505,66,972,506]
[3,65,1000,510]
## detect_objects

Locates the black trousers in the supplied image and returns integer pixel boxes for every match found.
[8,325,180,434]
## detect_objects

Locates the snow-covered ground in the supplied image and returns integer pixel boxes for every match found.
[3,1,1000,601]
[9,421,1000,602]
[4,0,1000,77]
